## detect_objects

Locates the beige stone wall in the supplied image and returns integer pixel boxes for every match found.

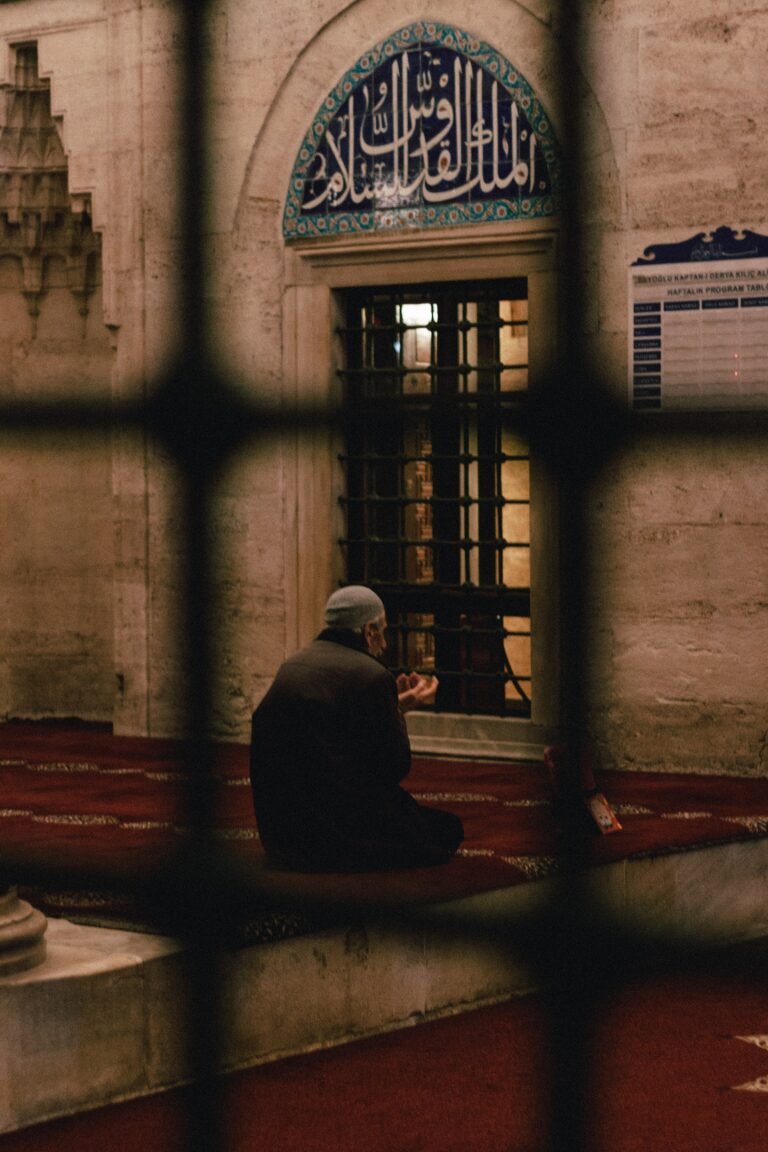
[591,437,768,775]
[0,307,114,721]
[583,2,768,772]
[0,13,115,722]
[0,0,766,769]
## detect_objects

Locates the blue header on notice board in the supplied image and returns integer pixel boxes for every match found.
[633,226,768,266]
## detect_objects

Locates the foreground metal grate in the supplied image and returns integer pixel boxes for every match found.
[1,2,767,1151]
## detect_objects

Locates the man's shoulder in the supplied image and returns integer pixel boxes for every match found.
[289,638,387,680]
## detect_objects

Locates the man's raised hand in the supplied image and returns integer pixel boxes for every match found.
[397,672,439,713]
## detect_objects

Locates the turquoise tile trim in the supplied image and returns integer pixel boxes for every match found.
[283,22,561,239]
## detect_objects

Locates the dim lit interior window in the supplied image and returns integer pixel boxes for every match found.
[338,281,532,715]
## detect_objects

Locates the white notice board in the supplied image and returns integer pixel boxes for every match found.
[629,229,768,411]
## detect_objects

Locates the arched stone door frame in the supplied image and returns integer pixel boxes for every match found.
[282,219,562,741]
[233,3,618,744]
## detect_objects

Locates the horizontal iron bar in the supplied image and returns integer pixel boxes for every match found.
[340,495,530,506]
[339,453,529,464]
[393,668,532,684]
[340,536,529,548]
[396,626,531,639]
[338,315,528,329]
[338,364,529,377]
[355,585,531,614]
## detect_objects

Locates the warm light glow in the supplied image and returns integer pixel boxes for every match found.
[400,302,434,329]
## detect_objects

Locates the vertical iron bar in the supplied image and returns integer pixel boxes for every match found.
[180,1,210,367]
[461,306,468,589]
[176,4,223,1152]
[397,296,406,596]
[554,0,590,747]
[432,295,461,709]
[546,1,596,1150]
[371,294,399,584]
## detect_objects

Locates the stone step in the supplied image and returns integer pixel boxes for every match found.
[2,834,768,1136]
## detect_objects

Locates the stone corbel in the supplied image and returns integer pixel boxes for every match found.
[21,289,42,336]
[22,251,43,337]
[67,224,96,335]
[21,208,42,251]
[69,285,92,337]
[65,201,91,251]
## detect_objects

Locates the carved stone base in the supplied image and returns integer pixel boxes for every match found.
[0,887,47,976]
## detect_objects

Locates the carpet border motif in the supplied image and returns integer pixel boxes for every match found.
[1,757,249,785]
[733,1036,768,1093]
[660,811,713,820]
[724,815,768,834]
[500,854,560,879]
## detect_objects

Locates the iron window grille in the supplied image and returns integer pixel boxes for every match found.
[338,280,531,715]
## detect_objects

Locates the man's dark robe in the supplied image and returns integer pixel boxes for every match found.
[249,629,463,872]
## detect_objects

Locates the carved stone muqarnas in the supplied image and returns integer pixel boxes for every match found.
[0,43,101,337]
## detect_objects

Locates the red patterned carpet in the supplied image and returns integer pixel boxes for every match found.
[1,942,767,1152]
[2,721,768,932]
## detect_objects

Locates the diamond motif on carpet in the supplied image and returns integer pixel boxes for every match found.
[733,1036,768,1092]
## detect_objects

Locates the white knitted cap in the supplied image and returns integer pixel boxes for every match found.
[324,585,385,630]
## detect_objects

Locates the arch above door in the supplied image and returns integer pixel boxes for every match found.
[283,21,561,240]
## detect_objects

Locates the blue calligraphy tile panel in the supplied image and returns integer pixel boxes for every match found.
[283,23,561,238]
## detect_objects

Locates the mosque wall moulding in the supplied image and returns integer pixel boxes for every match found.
[0,43,101,336]
[283,22,561,240]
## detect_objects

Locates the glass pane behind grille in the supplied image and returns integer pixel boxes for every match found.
[339,280,531,716]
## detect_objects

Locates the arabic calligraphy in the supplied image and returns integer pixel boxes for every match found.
[634,227,768,267]
[691,241,758,261]
[282,23,562,238]
[301,46,549,216]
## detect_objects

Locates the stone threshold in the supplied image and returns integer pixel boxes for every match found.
[405,713,554,761]
[2,835,768,1136]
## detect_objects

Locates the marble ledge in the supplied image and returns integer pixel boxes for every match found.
[0,918,181,986]
[405,712,551,762]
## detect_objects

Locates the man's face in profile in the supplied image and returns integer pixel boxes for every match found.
[363,614,388,658]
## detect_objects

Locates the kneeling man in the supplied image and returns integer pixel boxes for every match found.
[250,586,464,872]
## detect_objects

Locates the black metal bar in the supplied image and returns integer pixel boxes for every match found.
[340,535,529,550]
[544,2,604,1150]
[340,452,530,464]
[341,495,530,506]
[5,5,767,1150]
[175,4,225,1152]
